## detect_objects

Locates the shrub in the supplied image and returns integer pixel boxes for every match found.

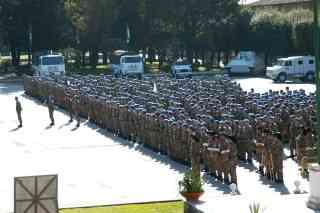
[179,170,204,193]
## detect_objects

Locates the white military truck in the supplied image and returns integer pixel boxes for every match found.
[171,59,192,78]
[111,50,144,78]
[266,56,315,82]
[32,53,65,77]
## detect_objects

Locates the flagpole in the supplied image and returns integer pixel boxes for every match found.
[126,24,131,51]
[28,24,32,66]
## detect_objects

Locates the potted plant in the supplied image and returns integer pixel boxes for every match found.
[179,170,204,202]
[249,202,265,213]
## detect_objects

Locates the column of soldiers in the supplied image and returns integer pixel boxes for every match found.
[23,75,318,186]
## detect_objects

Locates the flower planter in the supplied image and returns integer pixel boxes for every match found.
[181,192,204,202]
[307,163,320,210]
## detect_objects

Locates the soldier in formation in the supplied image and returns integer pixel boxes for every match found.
[23,74,317,186]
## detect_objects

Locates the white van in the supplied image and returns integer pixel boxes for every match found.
[111,50,144,77]
[32,54,65,77]
[224,51,256,74]
[266,56,315,82]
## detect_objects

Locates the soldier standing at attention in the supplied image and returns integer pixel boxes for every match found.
[15,96,23,128]
[47,95,55,126]
[272,131,284,183]
[65,91,74,122]
[73,95,81,127]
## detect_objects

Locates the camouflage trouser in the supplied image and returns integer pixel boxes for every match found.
[120,121,128,139]
[168,135,176,158]
[202,147,209,171]
[68,107,74,121]
[17,111,22,126]
[73,111,80,127]
[230,164,237,185]
[222,163,231,184]
[247,142,255,162]
[264,153,274,180]
[273,158,283,182]
[256,144,265,173]
[163,131,170,155]
[238,140,254,161]
[49,108,54,124]
[216,158,223,181]
[209,152,219,177]
[255,143,264,163]
[113,118,120,134]
[296,143,306,163]
[237,140,247,161]
[289,137,296,157]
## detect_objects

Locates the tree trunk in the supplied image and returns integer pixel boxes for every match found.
[217,51,221,67]
[224,51,230,65]
[201,50,205,65]
[81,51,86,66]
[264,51,269,75]
[28,51,32,66]
[159,49,165,68]
[11,47,18,67]
[186,47,193,64]
[210,51,215,67]
[89,50,98,68]
[16,50,21,67]
[103,51,108,64]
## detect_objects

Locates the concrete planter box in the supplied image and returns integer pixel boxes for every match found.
[307,163,320,210]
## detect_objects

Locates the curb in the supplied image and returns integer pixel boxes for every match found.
[0,78,23,83]
[59,199,183,210]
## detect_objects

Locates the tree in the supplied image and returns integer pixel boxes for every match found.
[251,10,292,67]
[294,22,313,55]
[0,0,70,66]
[0,0,28,66]
[288,9,314,55]
[65,0,120,66]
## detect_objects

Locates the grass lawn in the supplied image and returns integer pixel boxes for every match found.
[60,201,184,213]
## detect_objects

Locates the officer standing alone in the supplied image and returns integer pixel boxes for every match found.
[15,96,23,128]
[47,95,55,126]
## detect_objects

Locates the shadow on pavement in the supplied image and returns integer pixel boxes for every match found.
[58,121,73,129]
[45,125,53,130]
[9,127,21,132]
[71,125,80,131]
[202,174,232,195]
[258,175,290,195]
[22,94,46,106]
[85,123,188,174]
[238,162,257,172]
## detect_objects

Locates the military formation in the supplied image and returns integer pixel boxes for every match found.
[23,74,317,185]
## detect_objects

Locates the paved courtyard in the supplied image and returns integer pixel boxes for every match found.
[0,78,317,213]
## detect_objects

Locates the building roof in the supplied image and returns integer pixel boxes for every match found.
[249,0,311,6]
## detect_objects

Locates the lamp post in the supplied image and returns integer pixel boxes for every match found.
[314,0,320,165]
[307,0,320,210]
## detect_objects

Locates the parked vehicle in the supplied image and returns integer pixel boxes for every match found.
[110,50,144,78]
[32,53,65,77]
[224,51,257,74]
[171,60,192,78]
[266,56,315,82]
